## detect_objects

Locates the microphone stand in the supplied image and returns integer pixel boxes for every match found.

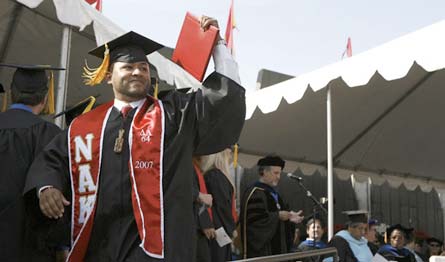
[295,180,328,248]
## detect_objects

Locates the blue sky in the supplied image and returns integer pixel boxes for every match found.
[102,0,445,92]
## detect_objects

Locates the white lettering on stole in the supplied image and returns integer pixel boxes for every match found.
[78,164,96,193]
[78,195,95,224]
[135,160,154,169]
[74,134,94,163]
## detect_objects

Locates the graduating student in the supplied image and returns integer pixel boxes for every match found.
[192,156,214,262]
[0,64,63,260]
[24,15,245,262]
[201,148,238,262]
[240,155,304,259]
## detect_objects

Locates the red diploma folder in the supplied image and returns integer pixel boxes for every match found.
[172,12,219,82]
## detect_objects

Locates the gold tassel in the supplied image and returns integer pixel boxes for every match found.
[1,90,8,112]
[82,96,96,114]
[43,71,55,114]
[233,143,239,168]
[82,43,110,86]
[154,78,159,99]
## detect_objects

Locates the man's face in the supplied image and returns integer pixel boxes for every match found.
[307,221,324,241]
[108,61,151,101]
[349,223,367,240]
[390,229,405,249]
[261,166,282,187]
[365,225,377,243]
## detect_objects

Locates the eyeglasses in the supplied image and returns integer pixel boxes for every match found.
[429,244,441,247]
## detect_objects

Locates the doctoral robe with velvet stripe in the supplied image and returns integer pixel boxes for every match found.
[25,72,245,261]
[240,182,293,258]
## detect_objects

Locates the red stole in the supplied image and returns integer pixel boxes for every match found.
[67,97,165,260]
[193,164,213,221]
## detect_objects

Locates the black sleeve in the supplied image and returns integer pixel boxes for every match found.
[161,72,245,156]
[24,130,70,197]
[194,72,245,155]
[204,169,236,237]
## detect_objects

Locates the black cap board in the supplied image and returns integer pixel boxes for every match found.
[257,155,285,169]
[53,96,97,125]
[386,224,413,239]
[343,210,368,224]
[427,237,443,246]
[0,63,64,93]
[88,31,164,64]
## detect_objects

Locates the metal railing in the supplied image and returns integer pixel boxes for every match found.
[232,247,339,262]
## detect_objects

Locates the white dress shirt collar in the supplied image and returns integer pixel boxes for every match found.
[113,98,146,111]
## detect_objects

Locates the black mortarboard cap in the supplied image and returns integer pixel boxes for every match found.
[89,31,164,64]
[427,237,443,246]
[257,155,285,169]
[343,210,368,224]
[0,63,64,93]
[53,96,97,125]
[386,224,413,239]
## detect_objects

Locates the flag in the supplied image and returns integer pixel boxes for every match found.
[85,0,102,11]
[342,37,352,59]
[225,0,236,56]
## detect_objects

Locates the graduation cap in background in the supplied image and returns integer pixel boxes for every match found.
[53,95,97,125]
[0,63,65,114]
[385,224,414,243]
[83,31,164,86]
[426,237,444,246]
[257,155,286,169]
[343,210,368,224]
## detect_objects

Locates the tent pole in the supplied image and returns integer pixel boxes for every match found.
[55,26,72,128]
[327,84,334,240]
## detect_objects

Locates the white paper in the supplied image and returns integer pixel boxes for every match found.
[371,253,389,262]
[215,227,232,247]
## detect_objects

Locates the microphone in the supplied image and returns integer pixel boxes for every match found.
[287,173,303,181]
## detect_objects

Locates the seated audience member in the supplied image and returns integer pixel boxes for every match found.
[377,224,416,262]
[427,237,443,258]
[297,217,329,262]
[405,235,426,262]
[329,211,373,262]
[365,219,380,255]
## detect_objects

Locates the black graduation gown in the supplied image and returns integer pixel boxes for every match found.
[193,169,213,262]
[0,108,61,261]
[328,236,358,262]
[377,245,416,262]
[24,72,245,262]
[204,168,236,262]
[239,182,292,259]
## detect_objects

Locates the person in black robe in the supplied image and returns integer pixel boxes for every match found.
[0,64,63,261]
[201,149,237,262]
[377,224,416,262]
[24,16,245,262]
[193,157,214,262]
[240,155,304,259]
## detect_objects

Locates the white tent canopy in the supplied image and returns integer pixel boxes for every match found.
[1,0,199,126]
[239,19,445,193]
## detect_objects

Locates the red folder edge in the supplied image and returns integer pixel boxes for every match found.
[172,12,219,82]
